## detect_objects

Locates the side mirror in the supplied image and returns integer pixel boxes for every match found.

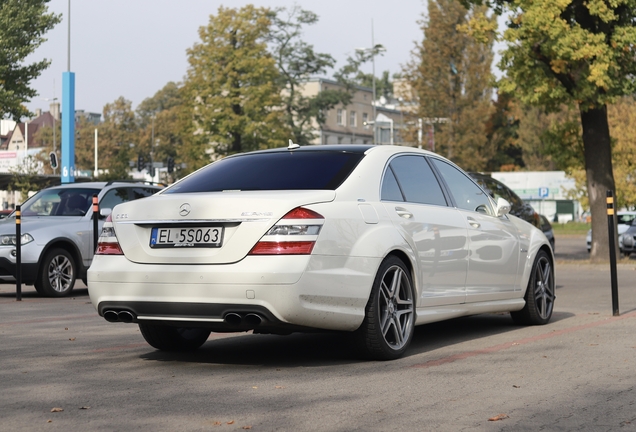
[495,197,511,217]
[99,208,112,219]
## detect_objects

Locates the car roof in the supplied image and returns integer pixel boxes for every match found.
[42,181,162,190]
[229,144,438,158]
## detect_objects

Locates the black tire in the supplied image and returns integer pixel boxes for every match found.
[511,250,555,325]
[139,323,211,352]
[356,256,415,360]
[35,248,76,297]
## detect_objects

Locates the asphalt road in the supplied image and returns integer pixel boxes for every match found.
[1,234,635,431]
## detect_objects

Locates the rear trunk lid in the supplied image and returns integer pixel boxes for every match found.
[111,190,335,264]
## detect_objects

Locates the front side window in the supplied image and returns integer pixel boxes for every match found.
[432,159,493,215]
[381,155,447,206]
[21,188,99,217]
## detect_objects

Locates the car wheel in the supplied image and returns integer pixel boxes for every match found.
[35,248,76,297]
[511,250,555,325]
[356,256,415,360]
[139,324,211,352]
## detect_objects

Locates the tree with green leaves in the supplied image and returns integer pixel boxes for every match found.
[0,0,60,120]
[136,82,186,181]
[182,5,288,163]
[8,156,42,202]
[402,0,495,171]
[466,0,636,261]
[269,6,352,145]
[95,97,137,180]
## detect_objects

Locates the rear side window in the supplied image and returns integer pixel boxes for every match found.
[165,151,364,193]
[100,188,131,210]
[382,155,447,206]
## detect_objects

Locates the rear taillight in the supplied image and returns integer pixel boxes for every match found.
[95,214,123,255]
[249,207,324,255]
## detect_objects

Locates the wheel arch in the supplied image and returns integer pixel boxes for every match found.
[520,242,554,298]
[37,239,84,282]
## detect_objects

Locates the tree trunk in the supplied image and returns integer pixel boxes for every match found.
[580,104,617,263]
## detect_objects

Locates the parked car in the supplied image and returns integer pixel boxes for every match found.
[468,173,541,230]
[88,145,554,360]
[0,181,163,296]
[539,214,555,251]
[586,211,636,252]
[618,218,636,257]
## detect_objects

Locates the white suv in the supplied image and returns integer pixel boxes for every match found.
[0,181,162,296]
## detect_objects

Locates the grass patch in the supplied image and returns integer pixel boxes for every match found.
[551,221,590,235]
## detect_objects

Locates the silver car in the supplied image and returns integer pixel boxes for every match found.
[0,181,162,296]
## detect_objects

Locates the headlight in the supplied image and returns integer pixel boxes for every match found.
[0,233,34,246]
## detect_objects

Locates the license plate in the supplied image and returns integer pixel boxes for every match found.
[150,227,223,248]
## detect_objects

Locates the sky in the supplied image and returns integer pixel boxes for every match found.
[25,0,429,117]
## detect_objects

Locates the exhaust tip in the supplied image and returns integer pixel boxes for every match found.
[244,313,262,327]
[103,310,119,322]
[118,311,135,323]
[224,313,242,326]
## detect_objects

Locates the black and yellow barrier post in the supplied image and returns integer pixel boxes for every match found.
[92,194,99,252]
[607,190,619,316]
[15,205,21,301]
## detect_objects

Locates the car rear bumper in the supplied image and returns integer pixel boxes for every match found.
[87,254,379,332]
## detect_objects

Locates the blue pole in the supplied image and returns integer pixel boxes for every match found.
[61,71,75,183]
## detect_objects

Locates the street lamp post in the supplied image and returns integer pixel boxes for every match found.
[356,21,385,145]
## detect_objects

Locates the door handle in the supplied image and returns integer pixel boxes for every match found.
[395,207,413,219]
[467,217,480,229]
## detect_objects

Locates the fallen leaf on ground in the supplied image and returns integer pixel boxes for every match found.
[227,420,235,425]
[64,328,68,331]
[513,385,520,388]
[69,338,76,341]
[213,421,222,426]
[242,427,252,430]
[488,414,509,421]
[50,407,64,413]
[275,386,284,389]
[79,406,91,410]
[47,420,52,423]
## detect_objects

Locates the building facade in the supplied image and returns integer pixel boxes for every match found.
[299,78,406,146]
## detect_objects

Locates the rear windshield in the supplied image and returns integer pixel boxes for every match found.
[165,151,365,193]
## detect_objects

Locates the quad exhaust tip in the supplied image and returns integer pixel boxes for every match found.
[224,312,264,328]
[103,310,136,323]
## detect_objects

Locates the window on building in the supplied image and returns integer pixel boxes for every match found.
[337,109,345,126]
[350,111,357,127]
[362,113,369,127]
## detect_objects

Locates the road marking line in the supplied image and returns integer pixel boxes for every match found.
[412,310,636,369]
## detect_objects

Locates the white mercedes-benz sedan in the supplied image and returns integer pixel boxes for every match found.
[88,144,555,360]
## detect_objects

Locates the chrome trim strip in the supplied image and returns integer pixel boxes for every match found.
[136,316,225,323]
[116,218,271,225]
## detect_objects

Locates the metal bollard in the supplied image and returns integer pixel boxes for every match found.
[15,205,21,301]
[606,190,619,316]
[92,194,99,252]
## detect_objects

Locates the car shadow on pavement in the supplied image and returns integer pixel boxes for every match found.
[138,311,574,366]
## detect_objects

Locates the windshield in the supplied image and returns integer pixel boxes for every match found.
[21,188,100,217]
[165,151,365,193]
[618,214,636,225]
